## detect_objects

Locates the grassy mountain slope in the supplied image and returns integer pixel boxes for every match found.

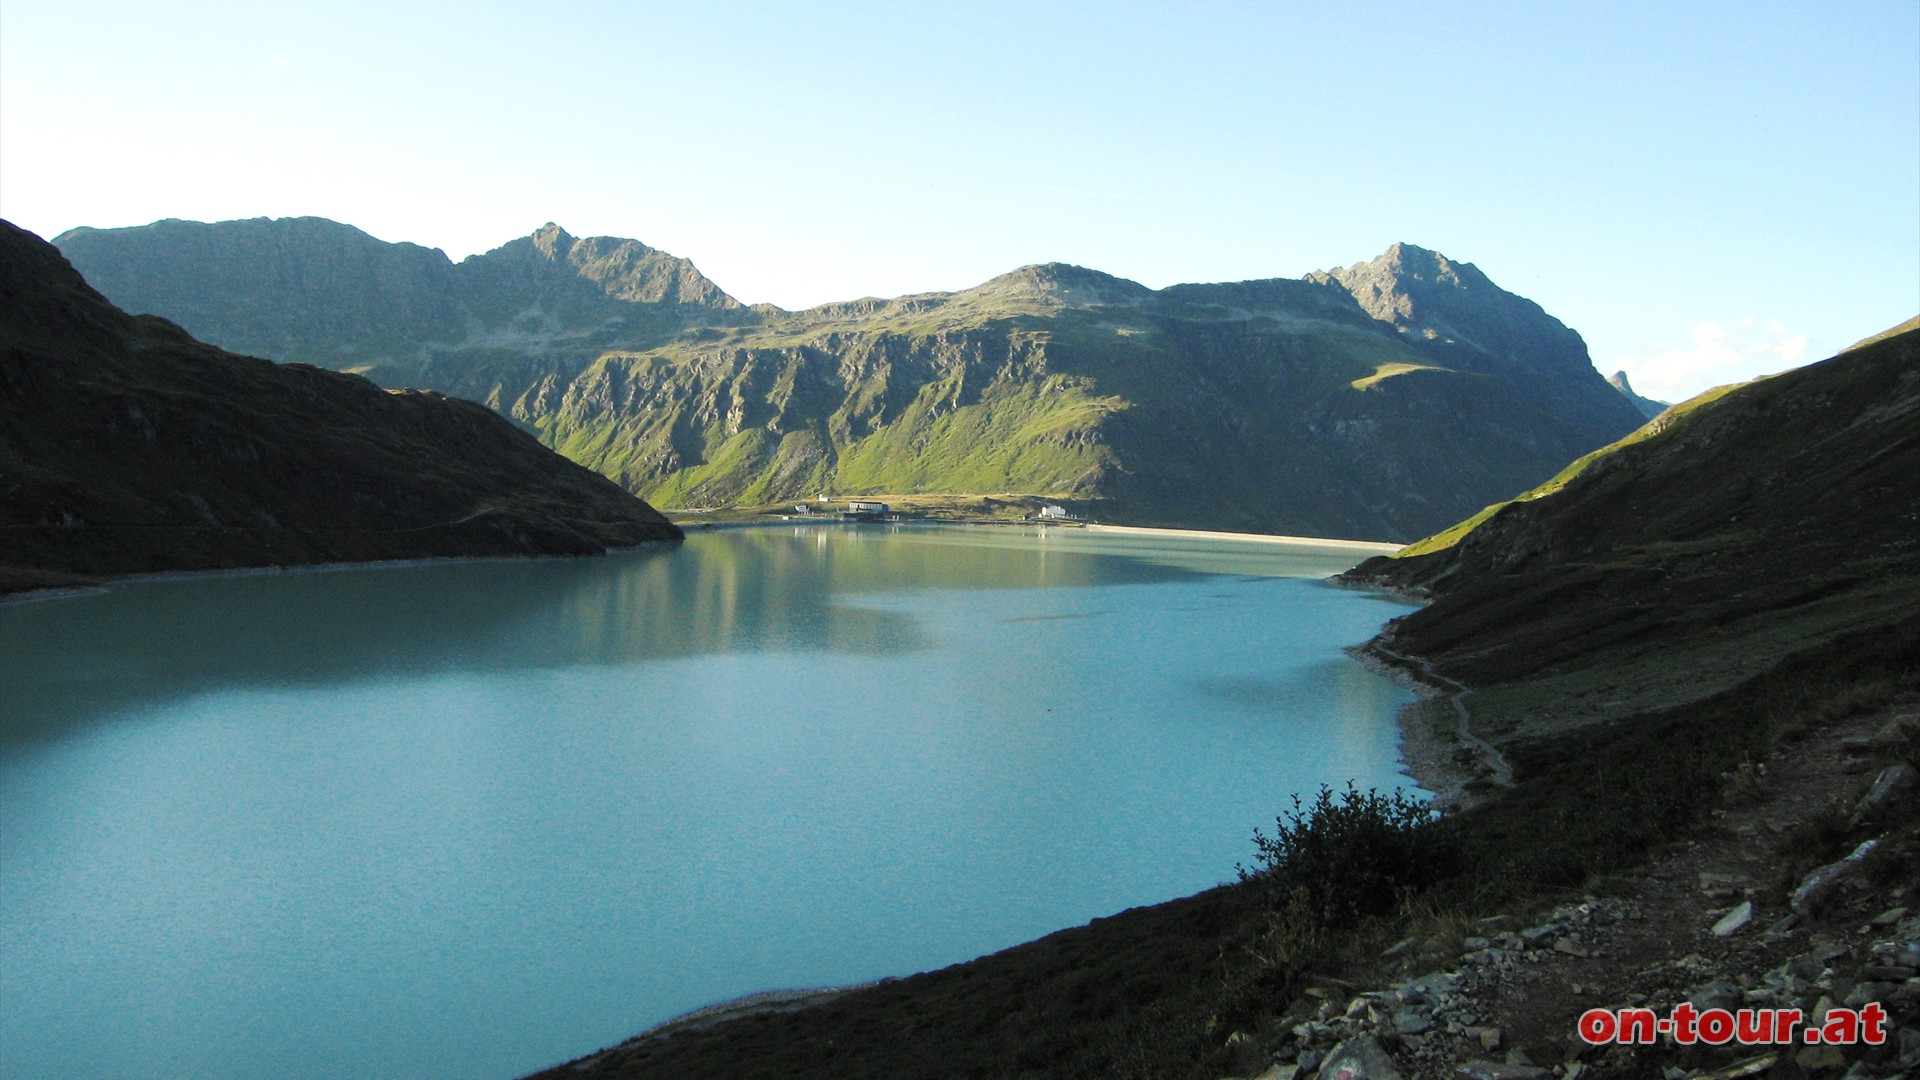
[1341,322,1920,749]
[57,220,1646,541]
[0,220,680,594]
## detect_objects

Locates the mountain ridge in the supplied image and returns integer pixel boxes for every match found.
[56,218,1647,541]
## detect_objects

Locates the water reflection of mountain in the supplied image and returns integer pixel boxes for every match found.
[1,527,1315,748]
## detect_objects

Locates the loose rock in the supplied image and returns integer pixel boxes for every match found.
[1792,839,1882,916]
[1712,900,1755,937]
[1317,1034,1403,1080]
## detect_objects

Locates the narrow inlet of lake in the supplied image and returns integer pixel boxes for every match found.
[0,525,1418,1080]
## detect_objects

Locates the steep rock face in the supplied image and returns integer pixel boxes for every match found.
[1606,369,1668,419]
[54,219,1650,541]
[0,220,680,593]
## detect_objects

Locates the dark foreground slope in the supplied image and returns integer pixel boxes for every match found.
[523,327,1920,1080]
[58,219,1645,540]
[0,221,680,595]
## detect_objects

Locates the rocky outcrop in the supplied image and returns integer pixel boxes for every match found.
[0,220,680,592]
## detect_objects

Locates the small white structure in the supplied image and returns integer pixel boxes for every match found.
[846,500,890,514]
[1038,504,1070,519]
[792,504,813,514]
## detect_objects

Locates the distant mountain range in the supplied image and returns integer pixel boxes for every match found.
[0,221,679,595]
[57,218,1651,541]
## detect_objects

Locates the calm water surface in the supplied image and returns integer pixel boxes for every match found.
[0,525,1416,1079]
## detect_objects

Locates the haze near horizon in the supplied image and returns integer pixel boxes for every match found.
[2,1,1914,402]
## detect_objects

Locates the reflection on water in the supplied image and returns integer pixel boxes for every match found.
[0,525,1415,1080]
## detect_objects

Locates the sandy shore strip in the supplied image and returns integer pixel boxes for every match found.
[672,517,1407,553]
[1082,523,1403,553]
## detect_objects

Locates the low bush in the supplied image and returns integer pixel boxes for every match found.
[1238,783,1462,928]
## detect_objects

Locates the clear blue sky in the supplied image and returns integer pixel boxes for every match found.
[3,1,1915,400]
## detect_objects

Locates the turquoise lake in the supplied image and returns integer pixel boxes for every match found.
[0,524,1418,1079]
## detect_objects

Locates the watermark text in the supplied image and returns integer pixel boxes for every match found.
[1577,1003,1887,1046]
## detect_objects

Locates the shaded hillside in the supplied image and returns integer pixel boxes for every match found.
[0,221,680,594]
[1341,322,1920,750]
[1606,369,1666,419]
[58,219,1645,541]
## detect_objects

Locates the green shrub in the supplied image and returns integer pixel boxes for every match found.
[1238,783,1461,927]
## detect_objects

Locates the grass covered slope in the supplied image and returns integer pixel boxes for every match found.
[0,220,680,593]
[57,220,1647,542]
[1341,322,1920,749]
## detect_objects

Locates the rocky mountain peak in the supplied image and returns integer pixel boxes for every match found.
[1306,242,1643,435]
[528,222,578,259]
[469,224,740,310]
[1608,369,1670,420]
[1314,243,1498,331]
[1314,244,1602,372]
